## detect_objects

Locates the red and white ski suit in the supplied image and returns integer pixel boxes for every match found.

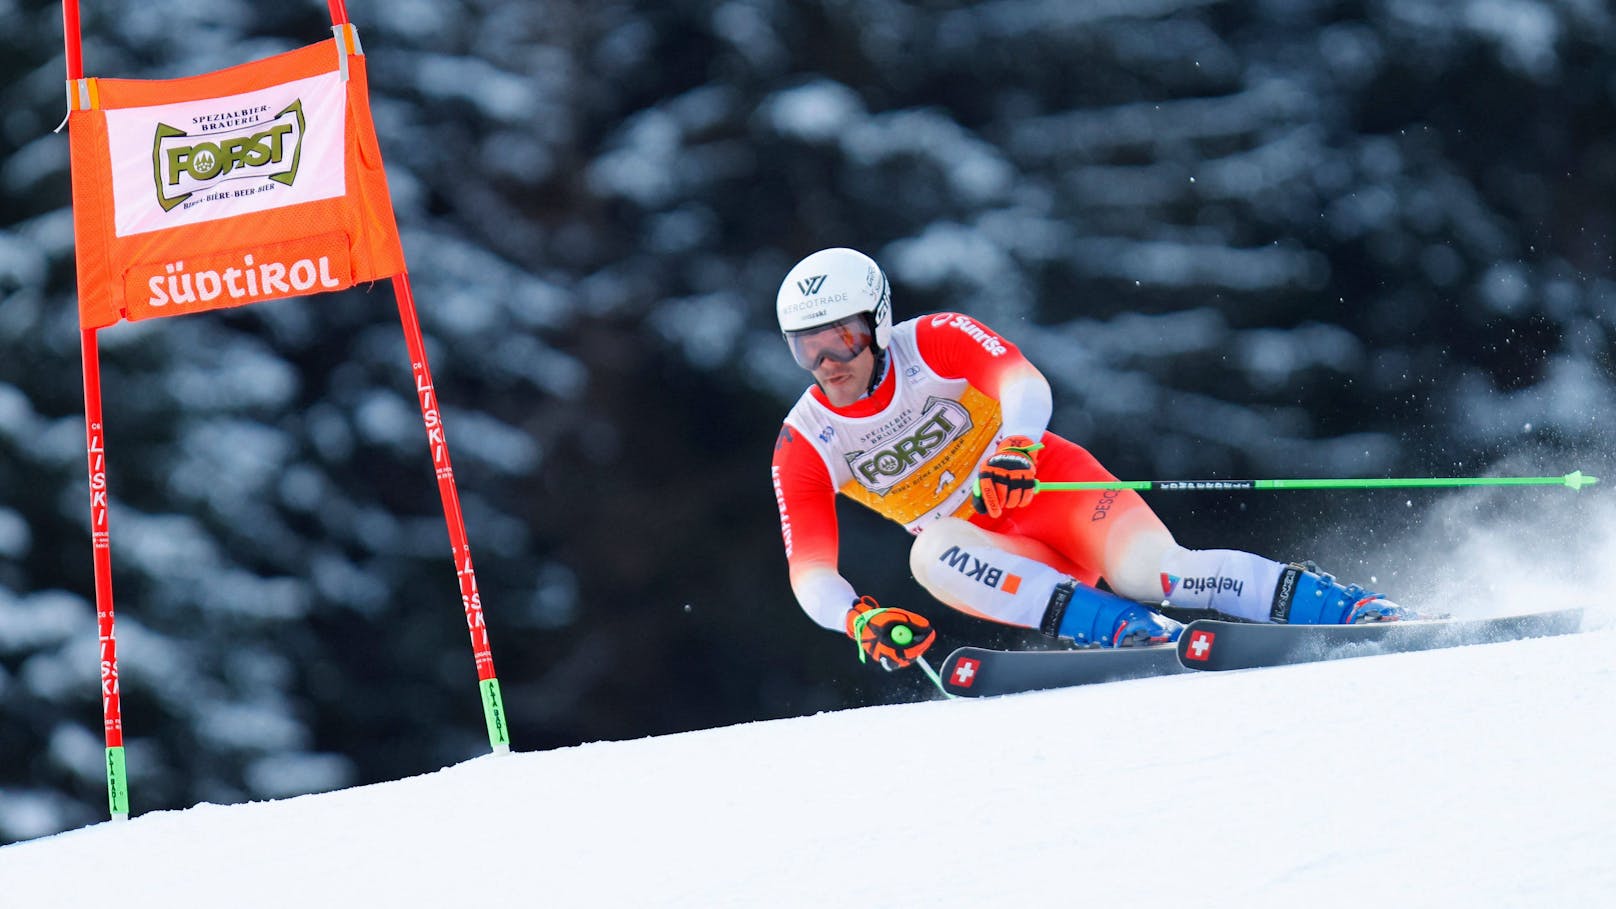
[770,313,1177,632]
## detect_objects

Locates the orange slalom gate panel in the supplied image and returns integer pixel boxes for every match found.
[66,28,404,329]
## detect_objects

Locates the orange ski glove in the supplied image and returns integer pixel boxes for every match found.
[846,596,936,671]
[972,434,1043,519]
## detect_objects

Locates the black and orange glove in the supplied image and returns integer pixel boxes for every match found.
[972,434,1043,519]
[845,596,936,671]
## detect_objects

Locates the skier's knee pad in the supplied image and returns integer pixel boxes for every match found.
[908,518,984,592]
[1103,530,1179,603]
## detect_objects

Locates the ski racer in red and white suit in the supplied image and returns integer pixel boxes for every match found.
[770,248,1405,671]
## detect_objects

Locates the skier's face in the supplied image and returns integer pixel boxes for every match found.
[811,344,875,407]
[786,315,877,406]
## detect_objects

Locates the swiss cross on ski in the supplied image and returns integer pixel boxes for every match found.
[951,657,980,688]
[1184,629,1216,661]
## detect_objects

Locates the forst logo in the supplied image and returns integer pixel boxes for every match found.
[152,99,305,212]
[845,396,973,493]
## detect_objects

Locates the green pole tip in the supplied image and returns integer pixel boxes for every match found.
[1565,471,1598,490]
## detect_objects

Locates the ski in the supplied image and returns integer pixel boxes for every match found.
[1176,607,1585,672]
[938,643,1188,697]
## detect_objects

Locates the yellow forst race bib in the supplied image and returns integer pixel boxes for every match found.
[838,385,1000,526]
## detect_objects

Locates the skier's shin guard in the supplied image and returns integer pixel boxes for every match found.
[1157,546,1285,622]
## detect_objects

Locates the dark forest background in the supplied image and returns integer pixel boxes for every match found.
[3,0,1613,841]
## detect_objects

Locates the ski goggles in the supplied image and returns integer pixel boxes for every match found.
[784,315,874,370]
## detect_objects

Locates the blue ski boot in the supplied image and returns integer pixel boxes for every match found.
[1272,562,1407,625]
[1041,580,1183,647]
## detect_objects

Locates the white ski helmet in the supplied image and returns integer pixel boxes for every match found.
[776,247,892,351]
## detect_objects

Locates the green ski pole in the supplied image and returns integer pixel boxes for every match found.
[1030,470,1599,493]
[914,654,957,700]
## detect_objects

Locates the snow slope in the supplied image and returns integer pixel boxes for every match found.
[2,617,1612,908]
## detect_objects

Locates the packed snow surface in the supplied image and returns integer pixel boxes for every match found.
[3,618,1613,908]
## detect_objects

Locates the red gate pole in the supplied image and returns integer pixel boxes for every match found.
[65,0,130,822]
[325,0,509,754]
[392,273,510,754]
[83,330,129,820]
[84,332,129,820]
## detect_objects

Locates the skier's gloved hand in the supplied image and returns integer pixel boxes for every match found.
[972,434,1044,519]
[846,596,936,670]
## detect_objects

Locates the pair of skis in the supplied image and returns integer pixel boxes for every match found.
[926,608,1585,698]
[916,471,1596,697]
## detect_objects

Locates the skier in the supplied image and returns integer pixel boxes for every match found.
[769,247,1406,671]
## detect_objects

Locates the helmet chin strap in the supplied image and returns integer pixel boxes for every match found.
[865,347,889,397]
[859,309,888,398]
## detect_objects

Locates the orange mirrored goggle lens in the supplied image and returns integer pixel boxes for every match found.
[786,316,873,369]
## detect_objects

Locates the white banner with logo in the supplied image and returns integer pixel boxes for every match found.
[104,71,347,238]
